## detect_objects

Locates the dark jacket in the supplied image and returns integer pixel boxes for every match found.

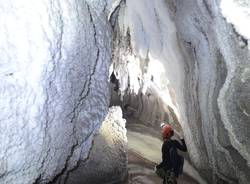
[157,139,187,177]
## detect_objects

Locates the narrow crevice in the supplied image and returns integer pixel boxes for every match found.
[108,0,124,27]
[63,127,99,184]
[47,140,79,184]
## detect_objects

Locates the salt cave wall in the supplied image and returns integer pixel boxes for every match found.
[170,0,250,183]
[111,0,250,183]
[66,106,127,184]
[0,1,115,183]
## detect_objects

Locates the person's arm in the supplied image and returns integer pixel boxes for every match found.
[173,139,187,152]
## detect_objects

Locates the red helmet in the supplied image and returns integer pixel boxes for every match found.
[161,124,173,139]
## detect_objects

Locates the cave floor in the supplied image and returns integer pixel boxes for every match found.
[125,122,200,184]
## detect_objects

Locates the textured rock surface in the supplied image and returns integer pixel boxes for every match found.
[66,106,127,184]
[172,0,250,183]
[0,1,112,183]
[111,0,250,183]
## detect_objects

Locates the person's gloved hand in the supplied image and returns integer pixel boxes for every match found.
[176,130,184,139]
[179,130,184,139]
[154,165,157,172]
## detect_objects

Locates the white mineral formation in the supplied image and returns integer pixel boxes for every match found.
[0,0,112,183]
[220,0,250,45]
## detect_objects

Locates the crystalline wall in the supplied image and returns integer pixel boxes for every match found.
[0,1,113,183]
[168,0,250,183]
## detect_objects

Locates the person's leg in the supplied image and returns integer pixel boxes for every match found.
[168,171,177,184]
[156,168,165,179]
[162,170,168,184]
[165,170,177,184]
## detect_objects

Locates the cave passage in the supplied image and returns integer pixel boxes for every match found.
[110,78,207,183]
[0,0,250,184]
